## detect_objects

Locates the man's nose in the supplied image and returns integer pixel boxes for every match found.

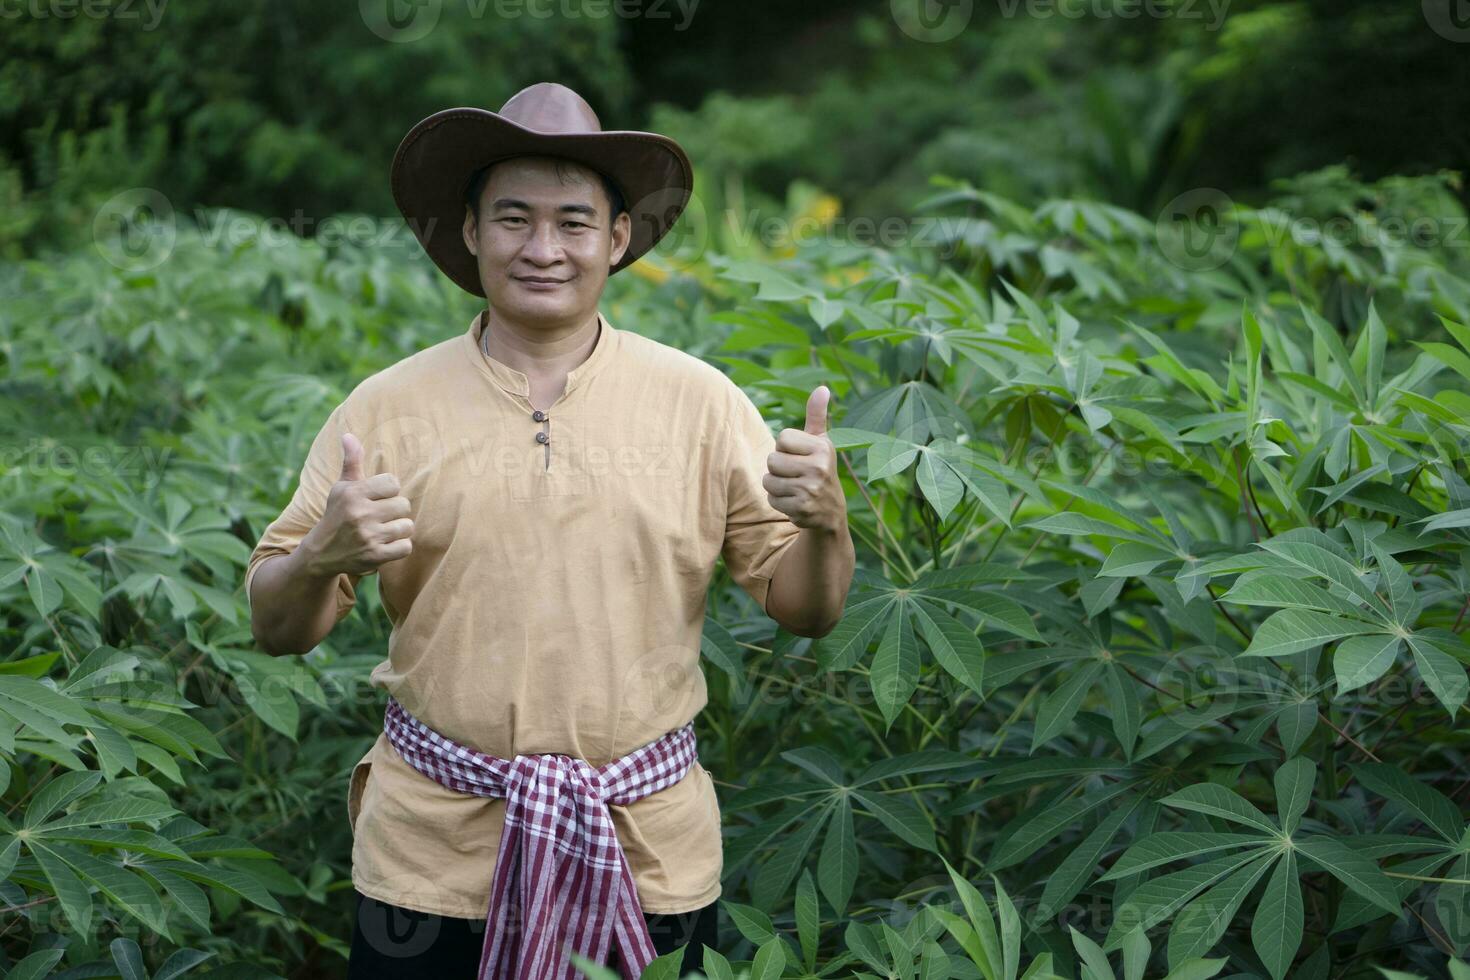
[519,220,563,265]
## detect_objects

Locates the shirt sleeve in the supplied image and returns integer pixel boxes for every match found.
[245,400,364,624]
[719,380,804,613]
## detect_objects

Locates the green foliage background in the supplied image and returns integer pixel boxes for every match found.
[4,1,1470,978]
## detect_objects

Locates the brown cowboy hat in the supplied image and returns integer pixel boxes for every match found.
[390,81,694,297]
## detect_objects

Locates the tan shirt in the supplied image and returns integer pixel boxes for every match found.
[245,309,802,917]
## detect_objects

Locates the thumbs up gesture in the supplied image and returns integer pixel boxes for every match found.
[301,432,415,577]
[762,385,847,533]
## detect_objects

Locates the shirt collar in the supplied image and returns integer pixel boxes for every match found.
[464,308,618,400]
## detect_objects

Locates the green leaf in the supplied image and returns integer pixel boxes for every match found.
[22,769,103,829]
[869,437,920,480]
[7,948,67,980]
[852,789,937,852]
[1101,833,1271,880]
[1256,539,1386,616]
[1031,661,1104,752]
[1407,635,1469,717]
[1334,635,1402,694]
[1159,783,1281,835]
[1252,851,1304,980]
[1220,574,1366,616]
[1099,542,1178,578]
[29,838,94,935]
[1104,849,1268,951]
[938,855,1001,980]
[1295,836,1402,915]
[817,799,858,916]
[1275,757,1316,834]
[1242,609,1384,659]
[1351,762,1463,842]
[812,595,892,673]
[796,868,819,972]
[911,599,985,697]
[917,448,966,522]
[871,599,919,729]
[1122,925,1150,980]
[111,937,148,980]
[1103,662,1141,756]
[1070,923,1114,980]
[1166,854,1275,971]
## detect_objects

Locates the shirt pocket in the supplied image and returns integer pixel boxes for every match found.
[348,755,373,837]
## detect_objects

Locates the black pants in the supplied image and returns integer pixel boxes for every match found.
[347,887,719,978]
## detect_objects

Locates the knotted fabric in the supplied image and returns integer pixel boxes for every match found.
[381,695,698,979]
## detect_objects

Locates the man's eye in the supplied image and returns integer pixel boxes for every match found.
[499,216,527,225]
[564,221,588,229]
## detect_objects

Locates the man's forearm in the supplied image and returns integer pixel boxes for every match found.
[764,524,855,638]
[249,546,346,656]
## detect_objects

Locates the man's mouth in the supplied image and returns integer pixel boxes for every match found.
[515,275,569,286]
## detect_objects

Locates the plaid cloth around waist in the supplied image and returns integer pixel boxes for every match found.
[381,695,699,980]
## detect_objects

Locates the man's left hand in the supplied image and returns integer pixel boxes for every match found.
[763,384,847,532]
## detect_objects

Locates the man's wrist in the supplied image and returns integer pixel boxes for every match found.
[293,536,337,583]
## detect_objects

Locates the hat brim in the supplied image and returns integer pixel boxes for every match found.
[390,107,694,297]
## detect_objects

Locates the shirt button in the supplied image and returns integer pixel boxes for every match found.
[531,410,547,422]
[535,431,549,444]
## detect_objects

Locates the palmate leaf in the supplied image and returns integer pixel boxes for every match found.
[871,597,920,729]
[1335,635,1402,694]
[1252,850,1303,980]
[1242,609,1384,658]
[1219,572,1366,617]
[1101,832,1275,881]
[1103,662,1142,756]
[1031,661,1104,752]
[1038,796,1144,921]
[812,594,893,673]
[1370,542,1422,626]
[911,598,985,696]
[1435,851,1470,957]
[916,446,967,522]
[1350,762,1465,842]
[1070,923,1113,980]
[1103,849,1273,951]
[852,788,937,852]
[818,799,857,916]
[928,440,1014,526]
[1406,634,1469,717]
[1256,537,1389,616]
[700,616,752,703]
[1275,757,1316,834]
[1167,853,1276,971]
[1158,784,1281,835]
[1295,836,1402,915]
[993,779,1144,871]
[752,799,829,909]
[922,589,1042,641]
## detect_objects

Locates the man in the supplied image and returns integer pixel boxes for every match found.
[244,82,855,978]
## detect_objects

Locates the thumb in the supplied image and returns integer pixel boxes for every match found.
[804,384,830,436]
[339,432,364,482]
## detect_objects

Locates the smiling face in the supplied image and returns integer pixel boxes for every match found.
[461,155,631,330]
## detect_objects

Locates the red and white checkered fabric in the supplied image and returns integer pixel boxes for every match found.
[382,695,699,980]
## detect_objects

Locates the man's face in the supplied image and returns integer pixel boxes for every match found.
[462,156,631,327]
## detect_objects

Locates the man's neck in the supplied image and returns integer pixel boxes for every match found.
[480,308,600,381]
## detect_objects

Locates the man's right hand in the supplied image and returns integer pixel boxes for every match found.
[300,432,415,576]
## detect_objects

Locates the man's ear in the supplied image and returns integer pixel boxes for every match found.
[608,211,632,268]
[462,205,479,256]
